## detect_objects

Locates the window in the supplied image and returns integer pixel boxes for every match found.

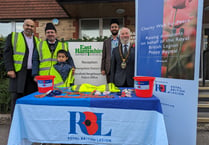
[80,19,99,38]
[0,22,11,37]
[79,18,123,39]
[0,21,24,37]
[15,22,24,33]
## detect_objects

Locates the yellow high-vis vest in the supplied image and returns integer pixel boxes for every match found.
[36,41,68,75]
[50,66,74,87]
[71,83,120,92]
[11,32,39,72]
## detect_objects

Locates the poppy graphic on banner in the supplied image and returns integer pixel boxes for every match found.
[161,0,197,80]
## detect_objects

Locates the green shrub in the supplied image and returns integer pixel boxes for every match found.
[0,36,6,79]
[0,37,10,113]
[0,79,11,114]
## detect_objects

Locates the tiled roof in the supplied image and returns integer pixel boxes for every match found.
[0,0,69,20]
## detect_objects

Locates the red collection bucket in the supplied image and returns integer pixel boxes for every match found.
[35,75,55,93]
[133,76,155,98]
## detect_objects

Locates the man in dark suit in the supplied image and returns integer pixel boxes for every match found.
[4,19,38,117]
[101,19,120,83]
[110,27,135,87]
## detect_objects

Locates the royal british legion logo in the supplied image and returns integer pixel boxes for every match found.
[155,84,167,92]
[68,111,112,136]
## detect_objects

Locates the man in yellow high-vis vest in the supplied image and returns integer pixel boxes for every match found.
[32,23,75,79]
[3,19,39,117]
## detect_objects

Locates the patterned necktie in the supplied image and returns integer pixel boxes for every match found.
[124,45,128,57]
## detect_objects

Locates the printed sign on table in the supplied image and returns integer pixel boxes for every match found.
[68,42,106,85]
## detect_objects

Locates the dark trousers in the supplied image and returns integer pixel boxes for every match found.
[118,79,134,87]
[11,69,37,119]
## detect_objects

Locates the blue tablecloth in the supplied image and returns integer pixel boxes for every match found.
[17,91,162,113]
[8,90,168,145]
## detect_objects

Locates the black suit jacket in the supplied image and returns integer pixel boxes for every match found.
[110,44,135,87]
[3,32,37,93]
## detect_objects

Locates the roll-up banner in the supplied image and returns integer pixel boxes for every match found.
[135,0,203,145]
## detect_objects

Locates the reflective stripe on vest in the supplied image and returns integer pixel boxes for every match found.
[37,41,68,75]
[75,85,82,92]
[54,82,64,87]
[40,58,57,63]
[39,67,51,71]
[106,84,110,91]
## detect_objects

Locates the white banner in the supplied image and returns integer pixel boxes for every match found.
[135,0,203,144]
[68,42,106,85]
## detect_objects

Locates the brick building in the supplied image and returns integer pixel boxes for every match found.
[0,0,135,41]
[1,0,209,79]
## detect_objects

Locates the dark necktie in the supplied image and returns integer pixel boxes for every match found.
[124,45,128,57]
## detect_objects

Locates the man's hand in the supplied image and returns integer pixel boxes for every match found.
[101,70,106,75]
[7,71,16,78]
[72,68,75,75]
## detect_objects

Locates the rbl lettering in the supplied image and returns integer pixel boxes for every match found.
[68,111,112,136]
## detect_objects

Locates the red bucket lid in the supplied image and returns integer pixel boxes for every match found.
[35,75,55,80]
[133,76,155,81]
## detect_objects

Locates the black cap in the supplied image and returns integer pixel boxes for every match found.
[110,19,119,26]
[45,23,56,32]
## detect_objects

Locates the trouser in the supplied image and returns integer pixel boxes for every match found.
[118,79,134,87]
[11,69,37,119]
[11,93,22,119]
[24,69,38,95]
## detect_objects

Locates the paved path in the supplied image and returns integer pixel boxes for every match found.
[0,114,10,145]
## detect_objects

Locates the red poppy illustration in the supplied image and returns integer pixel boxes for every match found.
[82,111,98,135]
[163,0,195,29]
[171,0,192,9]
[161,0,198,79]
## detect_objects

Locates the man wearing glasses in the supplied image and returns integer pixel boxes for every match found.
[32,23,75,79]
[4,19,39,117]
[101,19,120,83]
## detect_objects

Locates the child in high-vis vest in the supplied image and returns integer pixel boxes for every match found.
[50,50,75,87]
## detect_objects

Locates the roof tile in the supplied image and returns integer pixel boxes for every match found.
[0,0,69,19]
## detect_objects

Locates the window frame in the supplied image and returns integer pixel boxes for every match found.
[79,18,124,39]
